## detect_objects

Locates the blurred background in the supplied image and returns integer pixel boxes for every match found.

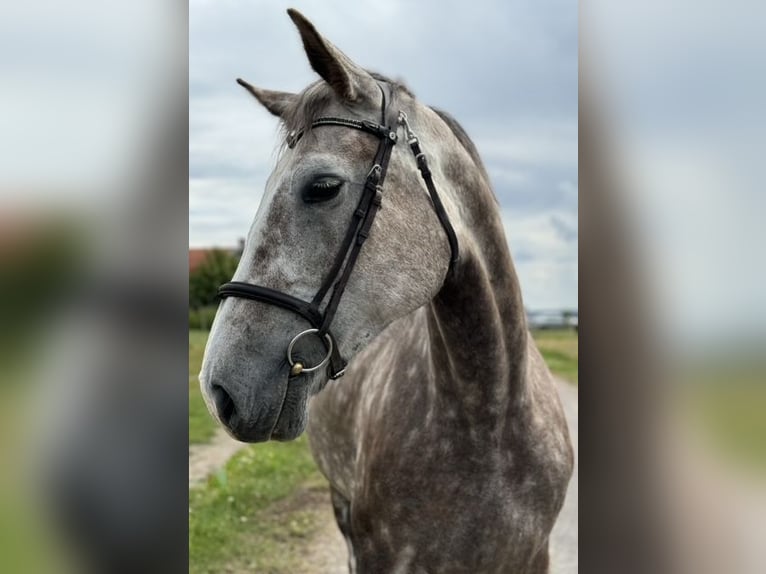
[581,1,766,572]
[0,0,763,572]
[0,1,189,572]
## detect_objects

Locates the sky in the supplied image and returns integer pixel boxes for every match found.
[190,0,578,311]
[581,1,766,347]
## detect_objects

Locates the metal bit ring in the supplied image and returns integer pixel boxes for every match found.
[287,329,333,374]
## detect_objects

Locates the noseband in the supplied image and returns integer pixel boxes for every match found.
[218,83,458,380]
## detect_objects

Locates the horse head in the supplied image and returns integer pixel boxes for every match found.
[199,9,456,442]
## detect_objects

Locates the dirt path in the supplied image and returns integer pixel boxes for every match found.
[190,379,578,572]
[274,486,348,574]
[189,428,247,487]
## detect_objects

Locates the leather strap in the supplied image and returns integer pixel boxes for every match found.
[218,282,322,326]
[408,138,459,267]
[287,118,392,148]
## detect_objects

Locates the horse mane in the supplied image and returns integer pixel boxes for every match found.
[428,107,493,193]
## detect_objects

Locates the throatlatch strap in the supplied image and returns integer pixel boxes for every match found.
[409,138,460,267]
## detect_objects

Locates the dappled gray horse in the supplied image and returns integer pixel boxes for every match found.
[200,9,573,573]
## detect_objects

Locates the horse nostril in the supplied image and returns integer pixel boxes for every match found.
[211,384,236,425]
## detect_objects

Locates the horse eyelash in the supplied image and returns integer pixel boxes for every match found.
[312,178,342,190]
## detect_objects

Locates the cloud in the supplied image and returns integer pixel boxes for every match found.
[501,208,578,310]
[189,0,577,308]
[189,177,263,248]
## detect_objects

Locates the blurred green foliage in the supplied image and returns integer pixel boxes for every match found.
[189,306,219,331]
[0,222,84,376]
[189,250,239,309]
[189,330,218,444]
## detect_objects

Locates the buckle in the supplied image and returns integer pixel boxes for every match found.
[366,164,382,182]
[329,368,346,380]
[361,120,385,137]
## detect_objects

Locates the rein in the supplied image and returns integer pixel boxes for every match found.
[218,83,458,380]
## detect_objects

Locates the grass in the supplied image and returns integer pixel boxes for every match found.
[189,435,325,573]
[190,330,218,445]
[531,328,579,384]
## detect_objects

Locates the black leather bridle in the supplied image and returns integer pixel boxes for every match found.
[218,83,458,380]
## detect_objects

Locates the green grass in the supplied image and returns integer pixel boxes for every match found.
[190,330,218,445]
[531,328,578,384]
[189,436,324,573]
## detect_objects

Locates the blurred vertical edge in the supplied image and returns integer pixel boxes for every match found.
[579,70,673,574]
[581,1,766,573]
[0,1,189,573]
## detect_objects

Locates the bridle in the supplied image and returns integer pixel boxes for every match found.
[218,82,459,380]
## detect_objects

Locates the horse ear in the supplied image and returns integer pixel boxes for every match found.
[236,78,295,117]
[287,8,378,103]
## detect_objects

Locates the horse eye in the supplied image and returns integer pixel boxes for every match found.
[303,176,343,203]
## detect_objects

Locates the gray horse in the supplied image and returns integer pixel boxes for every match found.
[200,9,573,573]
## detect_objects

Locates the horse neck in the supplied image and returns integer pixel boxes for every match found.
[424,117,528,419]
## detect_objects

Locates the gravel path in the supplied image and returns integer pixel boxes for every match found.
[189,379,578,572]
[549,380,579,574]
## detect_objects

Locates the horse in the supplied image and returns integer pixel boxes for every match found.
[199,9,573,573]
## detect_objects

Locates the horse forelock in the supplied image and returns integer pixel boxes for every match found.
[278,72,414,148]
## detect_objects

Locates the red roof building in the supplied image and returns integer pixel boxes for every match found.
[189,240,244,273]
[189,249,212,273]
